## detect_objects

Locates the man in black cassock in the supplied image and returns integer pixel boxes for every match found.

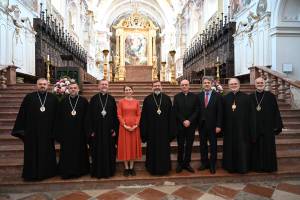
[198,77,223,174]
[140,81,176,175]
[222,78,252,173]
[55,83,90,179]
[87,79,119,178]
[11,78,58,181]
[250,77,283,172]
[173,79,199,173]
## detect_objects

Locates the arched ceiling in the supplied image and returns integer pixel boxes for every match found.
[89,0,187,32]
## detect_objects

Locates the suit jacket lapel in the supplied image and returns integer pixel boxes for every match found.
[206,91,215,108]
[200,92,205,109]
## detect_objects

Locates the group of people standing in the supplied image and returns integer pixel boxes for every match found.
[11,76,283,181]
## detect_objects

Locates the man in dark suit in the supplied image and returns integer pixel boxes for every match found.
[173,79,199,173]
[198,76,223,174]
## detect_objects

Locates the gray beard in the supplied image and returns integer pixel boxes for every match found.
[154,90,161,95]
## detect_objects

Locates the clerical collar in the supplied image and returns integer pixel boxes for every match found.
[70,94,78,99]
[100,92,107,96]
[256,90,264,93]
[38,91,46,94]
[37,91,47,97]
[182,92,189,96]
[232,91,239,95]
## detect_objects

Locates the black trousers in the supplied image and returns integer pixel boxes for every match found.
[199,122,217,168]
[177,127,195,167]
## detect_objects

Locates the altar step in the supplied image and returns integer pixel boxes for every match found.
[0,83,300,193]
[1,137,300,158]
[1,158,300,193]
[0,149,300,178]
[1,112,300,127]
[1,129,300,144]
[2,123,300,135]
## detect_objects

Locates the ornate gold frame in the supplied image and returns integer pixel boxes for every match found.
[113,12,159,81]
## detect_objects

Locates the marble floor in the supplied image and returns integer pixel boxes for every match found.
[0,178,300,200]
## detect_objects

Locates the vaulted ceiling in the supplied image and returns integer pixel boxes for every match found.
[90,0,189,31]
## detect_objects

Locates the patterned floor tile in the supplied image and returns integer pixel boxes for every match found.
[234,191,270,200]
[272,190,300,200]
[172,186,203,200]
[243,183,274,198]
[118,188,145,195]
[137,188,167,200]
[276,183,300,195]
[56,191,91,200]
[44,191,72,199]
[198,193,226,200]
[96,190,130,200]
[81,189,111,198]
[189,184,212,193]
[209,185,239,199]
[252,181,278,189]
[6,193,33,200]
[152,186,183,194]
[18,193,52,200]
[123,196,143,200]
[219,183,245,191]
[160,194,183,200]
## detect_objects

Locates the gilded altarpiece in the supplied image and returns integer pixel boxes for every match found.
[113,12,159,81]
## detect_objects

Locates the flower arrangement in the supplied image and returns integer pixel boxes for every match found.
[53,76,75,100]
[212,80,224,94]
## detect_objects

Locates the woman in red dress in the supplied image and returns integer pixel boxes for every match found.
[117,85,142,176]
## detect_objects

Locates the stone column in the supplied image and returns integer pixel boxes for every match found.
[6,65,18,85]
[102,49,109,80]
[169,50,176,84]
[160,61,166,81]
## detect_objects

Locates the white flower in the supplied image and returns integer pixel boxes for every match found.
[65,81,70,85]
[212,86,216,91]
[217,85,223,90]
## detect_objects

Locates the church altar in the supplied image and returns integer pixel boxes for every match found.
[125,65,153,82]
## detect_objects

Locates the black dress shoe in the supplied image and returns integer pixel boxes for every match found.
[130,169,136,176]
[184,165,195,173]
[123,169,130,177]
[176,165,183,173]
[210,166,216,174]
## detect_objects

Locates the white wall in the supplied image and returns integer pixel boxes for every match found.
[0,0,37,76]
[270,0,300,81]
[233,0,300,81]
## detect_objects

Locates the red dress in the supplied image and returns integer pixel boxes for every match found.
[117,98,142,161]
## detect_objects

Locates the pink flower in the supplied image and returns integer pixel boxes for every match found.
[61,87,66,92]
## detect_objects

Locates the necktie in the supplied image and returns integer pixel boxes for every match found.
[205,92,209,107]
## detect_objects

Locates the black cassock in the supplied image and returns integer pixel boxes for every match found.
[222,91,253,173]
[87,93,119,178]
[11,92,58,181]
[250,91,283,172]
[140,93,176,175]
[55,95,90,178]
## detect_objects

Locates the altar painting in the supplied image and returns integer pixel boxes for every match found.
[125,33,147,65]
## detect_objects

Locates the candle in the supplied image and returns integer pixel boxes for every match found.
[217,56,219,62]
[47,55,50,61]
